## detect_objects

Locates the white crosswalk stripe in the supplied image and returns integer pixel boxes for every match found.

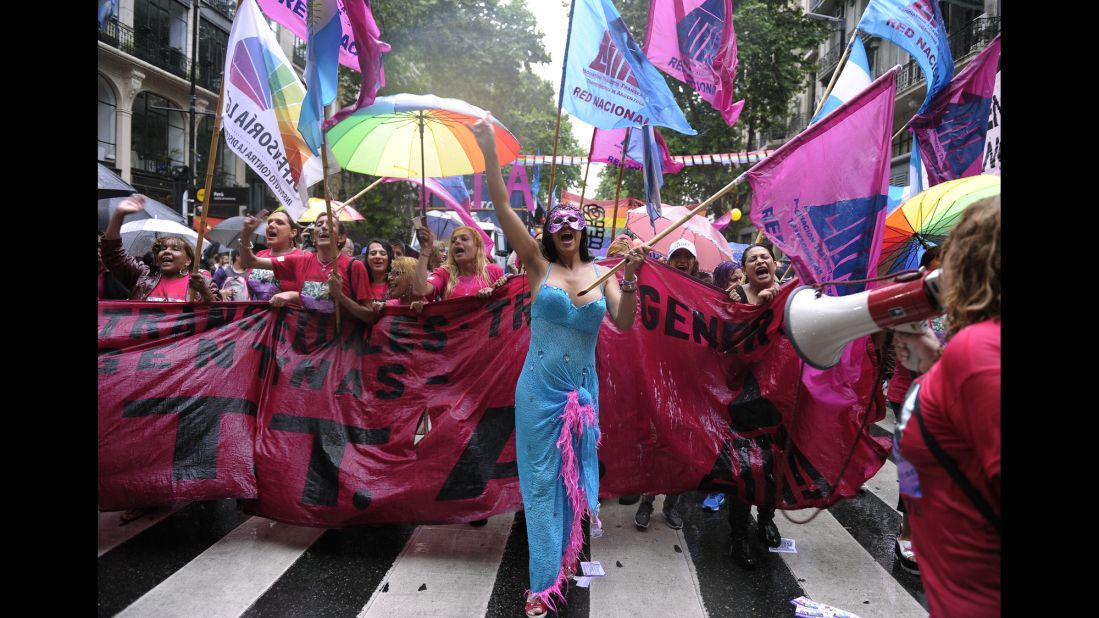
[359,514,515,617]
[777,509,926,617]
[115,517,324,618]
[99,459,926,617]
[588,498,708,618]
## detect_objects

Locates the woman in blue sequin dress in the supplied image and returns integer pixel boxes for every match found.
[470,118,647,617]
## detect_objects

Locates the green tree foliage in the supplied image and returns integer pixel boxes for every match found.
[324,0,582,242]
[592,0,827,240]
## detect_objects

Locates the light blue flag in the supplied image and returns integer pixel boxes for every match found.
[811,36,871,124]
[563,0,696,135]
[856,0,952,113]
[298,0,343,155]
[640,126,665,229]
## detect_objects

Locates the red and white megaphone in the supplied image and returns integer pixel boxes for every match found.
[783,269,944,369]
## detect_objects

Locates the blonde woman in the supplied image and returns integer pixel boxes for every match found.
[412,225,506,301]
[384,256,425,313]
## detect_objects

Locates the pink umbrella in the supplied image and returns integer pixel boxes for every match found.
[626,205,734,273]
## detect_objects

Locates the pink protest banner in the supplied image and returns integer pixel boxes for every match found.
[912,36,1000,186]
[590,126,685,174]
[748,68,897,296]
[98,265,887,526]
[644,0,744,125]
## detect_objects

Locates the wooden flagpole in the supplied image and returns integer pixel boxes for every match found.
[188,0,245,301]
[609,129,631,240]
[546,0,578,201]
[579,170,752,296]
[574,131,596,210]
[342,176,385,206]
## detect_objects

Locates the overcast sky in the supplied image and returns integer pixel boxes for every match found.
[526,0,598,191]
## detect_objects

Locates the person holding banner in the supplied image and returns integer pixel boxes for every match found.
[101,195,219,302]
[383,256,425,313]
[240,212,375,322]
[361,239,394,300]
[724,243,784,567]
[892,196,1000,617]
[727,244,780,305]
[412,226,506,301]
[247,209,303,304]
[468,115,647,617]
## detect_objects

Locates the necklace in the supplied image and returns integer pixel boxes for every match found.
[317,253,337,274]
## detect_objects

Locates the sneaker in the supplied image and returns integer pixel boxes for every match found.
[663,507,684,530]
[634,500,653,529]
[895,538,919,574]
[702,493,726,511]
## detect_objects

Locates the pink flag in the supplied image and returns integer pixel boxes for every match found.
[911,35,1000,186]
[256,0,389,74]
[644,0,744,125]
[589,126,685,173]
[385,177,494,254]
[711,209,731,231]
[747,68,897,296]
[325,0,391,128]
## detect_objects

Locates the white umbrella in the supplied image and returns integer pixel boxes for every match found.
[119,219,199,257]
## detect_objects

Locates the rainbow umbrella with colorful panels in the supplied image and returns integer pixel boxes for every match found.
[325,93,521,216]
[878,174,1000,275]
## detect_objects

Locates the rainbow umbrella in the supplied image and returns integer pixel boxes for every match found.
[878,174,1000,275]
[325,93,521,216]
[296,198,366,223]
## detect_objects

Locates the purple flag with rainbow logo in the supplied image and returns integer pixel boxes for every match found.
[747,68,897,296]
[644,0,743,125]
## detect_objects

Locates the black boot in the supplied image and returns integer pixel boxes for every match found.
[634,497,654,529]
[730,534,758,568]
[757,507,781,548]
[662,494,683,529]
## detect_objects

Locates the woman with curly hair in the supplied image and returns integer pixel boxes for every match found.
[100,195,218,302]
[893,195,1000,617]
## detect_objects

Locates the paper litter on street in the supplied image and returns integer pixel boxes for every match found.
[768,537,797,553]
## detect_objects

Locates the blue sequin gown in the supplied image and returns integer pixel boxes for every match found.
[516,263,606,606]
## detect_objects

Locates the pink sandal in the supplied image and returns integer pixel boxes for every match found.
[525,594,549,617]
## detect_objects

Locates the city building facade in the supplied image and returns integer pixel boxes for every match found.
[98,0,306,220]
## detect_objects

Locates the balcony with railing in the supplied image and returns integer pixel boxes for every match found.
[203,0,237,20]
[99,18,191,80]
[292,42,307,69]
[767,112,813,145]
[896,16,1001,92]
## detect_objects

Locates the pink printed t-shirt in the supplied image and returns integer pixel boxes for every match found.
[249,247,303,300]
[271,253,370,312]
[427,264,504,300]
[145,276,191,302]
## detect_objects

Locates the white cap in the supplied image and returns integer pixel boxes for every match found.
[668,238,697,258]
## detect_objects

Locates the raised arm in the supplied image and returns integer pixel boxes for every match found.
[604,246,648,329]
[470,115,546,278]
[412,226,437,298]
[239,213,275,271]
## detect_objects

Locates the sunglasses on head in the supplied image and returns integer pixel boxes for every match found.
[545,207,586,234]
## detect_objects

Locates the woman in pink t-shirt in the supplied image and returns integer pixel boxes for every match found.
[247,209,304,304]
[240,212,376,323]
[360,238,394,301]
[383,256,425,313]
[893,196,1000,617]
[412,225,505,301]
